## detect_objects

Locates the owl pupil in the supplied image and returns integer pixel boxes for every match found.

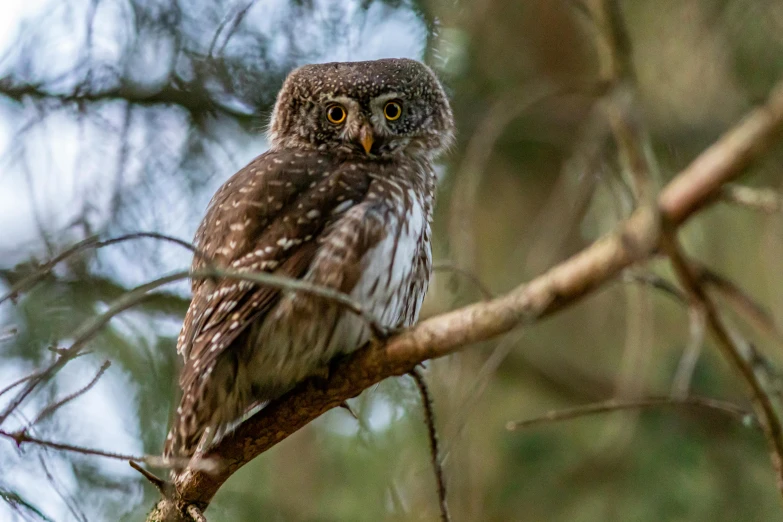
[327,106,345,123]
[385,104,399,119]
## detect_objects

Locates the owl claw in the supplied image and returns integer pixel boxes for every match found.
[369,321,405,345]
[310,364,331,389]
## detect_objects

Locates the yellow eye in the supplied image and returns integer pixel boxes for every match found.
[383,101,402,121]
[326,104,346,124]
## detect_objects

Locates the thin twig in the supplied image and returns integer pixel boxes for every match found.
[623,272,686,304]
[721,184,782,213]
[192,268,372,320]
[29,360,110,427]
[433,261,494,300]
[694,263,783,344]
[506,396,754,431]
[37,454,88,522]
[130,461,167,495]
[662,234,783,494]
[0,271,193,427]
[0,429,200,470]
[0,370,45,401]
[671,305,707,398]
[410,368,450,522]
[0,352,91,400]
[0,488,55,522]
[0,231,206,307]
[0,267,377,427]
[0,327,18,343]
[208,0,257,61]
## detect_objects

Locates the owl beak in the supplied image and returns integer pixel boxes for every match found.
[358,125,374,154]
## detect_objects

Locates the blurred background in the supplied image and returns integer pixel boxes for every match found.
[1,0,783,520]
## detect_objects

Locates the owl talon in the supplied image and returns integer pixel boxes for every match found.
[369,322,405,345]
[310,364,332,390]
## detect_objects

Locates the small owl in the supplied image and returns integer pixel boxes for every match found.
[165,58,454,458]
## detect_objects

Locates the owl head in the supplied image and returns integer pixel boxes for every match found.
[268,58,454,160]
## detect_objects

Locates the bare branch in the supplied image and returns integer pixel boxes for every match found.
[130,461,167,495]
[145,77,783,521]
[0,352,92,401]
[671,305,707,398]
[410,369,450,522]
[695,263,783,345]
[0,370,45,401]
[0,266,378,429]
[624,272,686,304]
[0,231,204,307]
[0,488,54,522]
[658,82,783,225]
[0,429,196,470]
[0,270,194,427]
[433,261,494,300]
[505,396,753,431]
[37,454,87,522]
[0,79,256,123]
[721,184,782,213]
[29,360,110,428]
[662,235,783,493]
[0,327,18,343]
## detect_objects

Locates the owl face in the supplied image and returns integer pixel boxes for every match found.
[269,58,454,160]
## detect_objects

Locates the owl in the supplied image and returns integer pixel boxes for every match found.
[164,58,454,458]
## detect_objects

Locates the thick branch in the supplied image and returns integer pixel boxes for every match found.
[145,80,783,521]
[139,79,783,520]
[658,83,783,225]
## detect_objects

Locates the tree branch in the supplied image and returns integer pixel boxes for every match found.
[0,79,257,123]
[0,266,377,428]
[658,83,783,225]
[147,78,783,521]
[505,395,753,431]
[721,184,782,213]
[0,430,196,470]
[661,235,783,493]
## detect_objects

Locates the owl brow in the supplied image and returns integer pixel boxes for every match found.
[322,95,359,110]
[371,92,404,107]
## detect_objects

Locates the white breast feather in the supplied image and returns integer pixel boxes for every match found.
[328,192,428,353]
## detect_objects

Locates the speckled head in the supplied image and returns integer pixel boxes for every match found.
[268,58,454,159]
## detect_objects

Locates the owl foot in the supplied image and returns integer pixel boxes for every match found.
[369,320,406,346]
[309,364,332,390]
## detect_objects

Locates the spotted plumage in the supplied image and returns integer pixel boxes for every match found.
[165,58,454,458]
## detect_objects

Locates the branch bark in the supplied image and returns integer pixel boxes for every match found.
[146,79,783,521]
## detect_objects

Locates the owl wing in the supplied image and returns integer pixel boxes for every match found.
[176,150,375,397]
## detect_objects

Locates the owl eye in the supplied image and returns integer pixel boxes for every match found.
[383,101,402,121]
[326,104,346,124]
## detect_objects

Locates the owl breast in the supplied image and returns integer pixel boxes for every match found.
[243,164,434,400]
[334,186,431,346]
